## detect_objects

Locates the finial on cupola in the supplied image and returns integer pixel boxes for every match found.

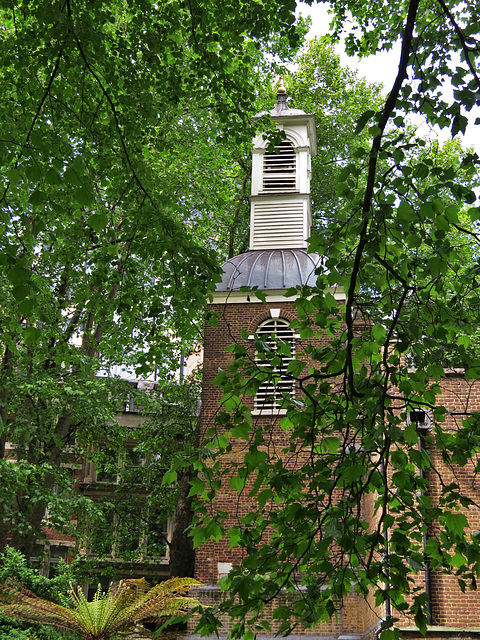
[275,75,288,112]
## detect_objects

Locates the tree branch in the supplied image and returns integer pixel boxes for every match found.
[437,0,480,93]
[344,0,421,398]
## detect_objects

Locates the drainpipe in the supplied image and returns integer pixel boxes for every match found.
[418,432,433,625]
[380,457,392,623]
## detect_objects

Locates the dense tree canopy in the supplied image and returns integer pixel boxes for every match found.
[0,0,306,558]
[3,0,480,635]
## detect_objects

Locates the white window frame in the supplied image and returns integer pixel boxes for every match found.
[30,542,74,578]
[95,445,145,485]
[251,318,296,414]
[86,505,170,563]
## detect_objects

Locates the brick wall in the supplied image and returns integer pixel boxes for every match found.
[194,299,382,637]
[195,299,480,638]
[393,373,480,629]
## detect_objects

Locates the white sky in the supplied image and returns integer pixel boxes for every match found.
[296,2,480,153]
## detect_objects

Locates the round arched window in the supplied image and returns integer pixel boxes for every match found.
[254,318,295,411]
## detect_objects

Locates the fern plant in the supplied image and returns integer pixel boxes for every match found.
[0,576,202,640]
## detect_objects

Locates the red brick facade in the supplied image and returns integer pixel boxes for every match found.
[197,300,302,583]
[194,296,480,640]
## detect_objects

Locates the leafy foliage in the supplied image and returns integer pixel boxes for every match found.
[80,379,202,572]
[0,0,306,556]
[0,626,71,640]
[0,546,78,603]
[0,576,202,640]
[0,546,78,640]
[287,37,384,224]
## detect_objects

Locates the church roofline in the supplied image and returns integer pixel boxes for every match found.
[253,112,317,156]
[253,81,317,155]
[209,285,346,305]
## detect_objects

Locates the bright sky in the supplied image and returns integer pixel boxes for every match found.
[296,2,480,153]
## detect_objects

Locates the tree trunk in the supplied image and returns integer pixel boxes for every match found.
[169,470,195,578]
[8,411,73,559]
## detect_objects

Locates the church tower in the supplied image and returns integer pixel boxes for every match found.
[193,85,375,638]
[249,78,316,251]
[218,78,322,294]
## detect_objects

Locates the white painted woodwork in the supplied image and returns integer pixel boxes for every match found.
[250,196,311,249]
[250,108,317,250]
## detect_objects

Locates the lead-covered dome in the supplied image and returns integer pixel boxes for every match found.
[216,249,322,292]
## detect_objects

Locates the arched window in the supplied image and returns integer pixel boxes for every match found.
[262,140,297,192]
[254,318,295,411]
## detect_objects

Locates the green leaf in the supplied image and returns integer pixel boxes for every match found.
[229,476,246,493]
[161,469,177,486]
[397,199,415,221]
[323,436,342,453]
[88,213,108,231]
[354,109,375,134]
[12,284,31,302]
[64,167,83,187]
[188,477,206,497]
[75,187,95,207]
[339,464,366,484]
[286,359,306,377]
[231,424,251,440]
[443,511,468,537]
[29,189,45,206]
[469,206,480,221]
[24,326,42,344]
[6,168,21,186]
[450,553,467,567]
[7,266,31,286]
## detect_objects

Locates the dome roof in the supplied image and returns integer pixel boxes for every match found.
[254,97,307,119]
[216,249,322,292]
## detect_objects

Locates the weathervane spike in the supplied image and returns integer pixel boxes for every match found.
[275,75,288,111]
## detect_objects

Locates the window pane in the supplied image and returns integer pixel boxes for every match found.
[88,503,115,557]
[146,519,168,558]
[124,448,144,469]
[47,545,70,578]
[96,447,119,484]
[116,518,141,554]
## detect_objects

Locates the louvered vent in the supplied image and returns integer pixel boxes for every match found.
[263,140,297,192]
[255,319,295,412]
[406,409,433,432]
[252,201,305,249]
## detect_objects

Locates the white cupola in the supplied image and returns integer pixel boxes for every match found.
[214,82,322,297]
[250,79,317,250]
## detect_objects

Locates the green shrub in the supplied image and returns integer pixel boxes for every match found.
[0,616,74,639]
[0,546,78,603]
[0,547,79,640]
